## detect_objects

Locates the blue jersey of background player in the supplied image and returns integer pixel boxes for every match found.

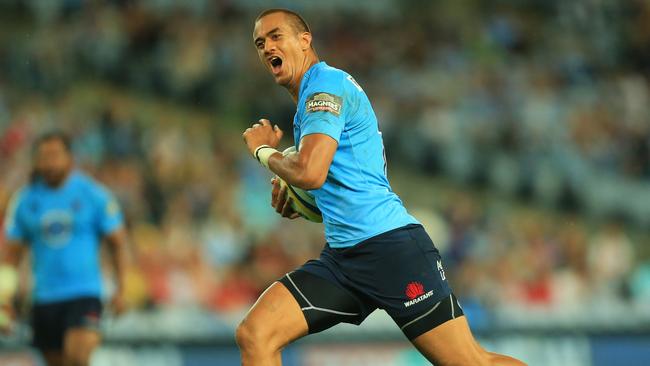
[7,170,121,304]
[0,131,128,366]
[241,8,525,366]
[292,61,419,247]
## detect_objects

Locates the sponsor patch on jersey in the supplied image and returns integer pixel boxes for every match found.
[305,92,343,116]
[40,209,74,247]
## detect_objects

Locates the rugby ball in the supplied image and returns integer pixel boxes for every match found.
[277,146,322,223]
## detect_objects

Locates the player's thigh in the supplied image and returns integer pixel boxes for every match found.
[62,297,103,364]
[411,315,489,366]
[63,327,101,362]
[236,281,309,351]
[278,269,371,334]
[32,302,66,355]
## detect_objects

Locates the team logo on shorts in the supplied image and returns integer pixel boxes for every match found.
[305,92,343,116]
[404,281,434,308]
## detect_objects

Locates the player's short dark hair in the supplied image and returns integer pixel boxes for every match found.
[255,8,311,34]
[33,130,72,154]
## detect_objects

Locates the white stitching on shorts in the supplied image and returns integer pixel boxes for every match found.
[450,294,455,319]
[301,305,359,316]
[400,300,442,331]
[286,273,360,317]
[286,272,313,307]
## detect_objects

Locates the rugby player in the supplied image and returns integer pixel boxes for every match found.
[0,132,128,366]
[240,9,526,366]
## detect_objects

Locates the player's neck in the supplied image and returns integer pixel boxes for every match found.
[288,55,319,103]
[44,169,73,189]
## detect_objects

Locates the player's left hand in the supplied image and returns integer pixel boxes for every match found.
[243,119,283,155]
[271,177,300,219]
[110,290,127,316]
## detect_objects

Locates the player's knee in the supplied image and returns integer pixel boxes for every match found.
[436,345,490,366]
[486,351,528,366]
[64,350,90,366]
[471,343,492,366]
[235,321,251,350]
[235,318,276,355]
[63,339,97,366]
[444,355,490,366]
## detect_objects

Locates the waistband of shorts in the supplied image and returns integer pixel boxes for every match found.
[327,223,423,252]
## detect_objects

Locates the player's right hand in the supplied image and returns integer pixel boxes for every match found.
[271,177,300,219]
[243,119,283,156]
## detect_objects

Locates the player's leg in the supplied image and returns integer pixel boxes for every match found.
[410,312,526,365]
[399,233,527,365]
[31,302,65,366]
[347,224,525,365]
[63,328,101,366]
[236,265,370,366]
[235,282,309,366]
[61,297,103,366]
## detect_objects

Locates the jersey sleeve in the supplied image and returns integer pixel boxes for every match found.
[299,72,348,143]
[92,184,124,236]
[4,189,27,243]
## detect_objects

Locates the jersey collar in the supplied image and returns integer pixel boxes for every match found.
[38,169,80,192]
[298,61,326,102]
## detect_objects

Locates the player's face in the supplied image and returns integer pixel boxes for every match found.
[35,139,72,187]
[253,13,308,87]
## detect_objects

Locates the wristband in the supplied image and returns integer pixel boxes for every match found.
[254,145,279,169]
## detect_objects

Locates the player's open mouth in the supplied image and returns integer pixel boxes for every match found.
[269,56,283,75]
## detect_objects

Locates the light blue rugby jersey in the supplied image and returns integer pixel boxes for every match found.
[294,61,419,248]
[4,170,123,303]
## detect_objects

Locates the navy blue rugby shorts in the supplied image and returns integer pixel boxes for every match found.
[31,296,102,351]
[278,224,464,340]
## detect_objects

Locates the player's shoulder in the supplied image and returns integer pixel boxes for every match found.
[6,185,30,212]
[72,171,112,199]
[307,62,349,91]
[313,62,349,81]
[71,170,96,189]
[305,62,366,103]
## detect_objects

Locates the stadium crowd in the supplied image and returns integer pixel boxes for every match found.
[0,0,649,336]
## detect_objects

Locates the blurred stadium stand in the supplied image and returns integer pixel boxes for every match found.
[0,0,649,365]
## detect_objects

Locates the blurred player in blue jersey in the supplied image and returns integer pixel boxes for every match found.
[0,132,128,366]
[240,9,526,366]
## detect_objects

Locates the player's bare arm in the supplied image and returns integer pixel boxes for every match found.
[243,119,336,219]
[242,118,295,218]
[0,239,26,268]
[243,120,336,190]
[104,228,128,315]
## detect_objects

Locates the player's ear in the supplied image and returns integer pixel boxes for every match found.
[300,32,312,51]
